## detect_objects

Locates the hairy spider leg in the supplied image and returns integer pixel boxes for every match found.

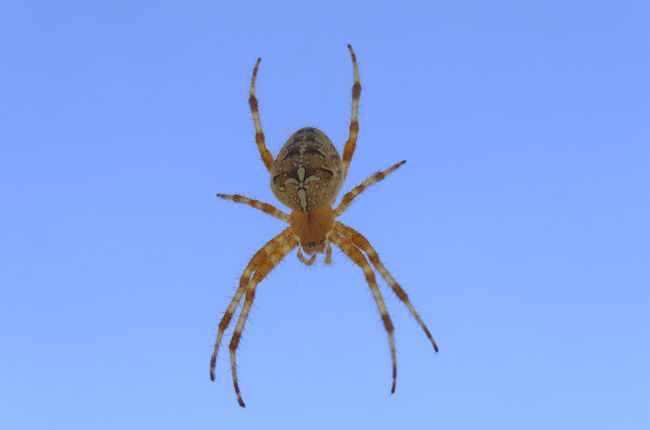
[229,234,298,407]
[217,193,290,222]
[210,228,293,381]
[249,58,275,172]
[330,233,398,393]
[342,44,361,180]
[335,222,439,352]
[335,160,406,216]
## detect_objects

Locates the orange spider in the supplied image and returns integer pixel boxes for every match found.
[211,45,438,407]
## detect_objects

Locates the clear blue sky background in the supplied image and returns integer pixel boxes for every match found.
[1,1,648,428]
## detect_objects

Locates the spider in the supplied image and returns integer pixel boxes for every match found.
[211,45,438,407]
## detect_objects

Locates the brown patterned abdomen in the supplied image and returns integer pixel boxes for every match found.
[271,127,343,212]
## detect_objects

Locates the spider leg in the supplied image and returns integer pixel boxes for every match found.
[217,193,290,222]
[229,235,298,407]
[248,57,275,172]
[330,233,398,393]
[334,160,406,216]
[342,44,360,180]
[297,246,316,266]
[335,222,439,352]
[210,228,292,381]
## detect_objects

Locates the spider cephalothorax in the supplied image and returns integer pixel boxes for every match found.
[211,45,438,407]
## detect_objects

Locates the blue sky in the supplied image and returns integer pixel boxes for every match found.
[1,0,648,428]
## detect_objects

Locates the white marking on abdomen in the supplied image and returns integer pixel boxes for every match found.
[297,165,306,182]
[297,188,308,211]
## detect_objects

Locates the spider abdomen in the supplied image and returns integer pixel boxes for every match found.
[271,127,343,212]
